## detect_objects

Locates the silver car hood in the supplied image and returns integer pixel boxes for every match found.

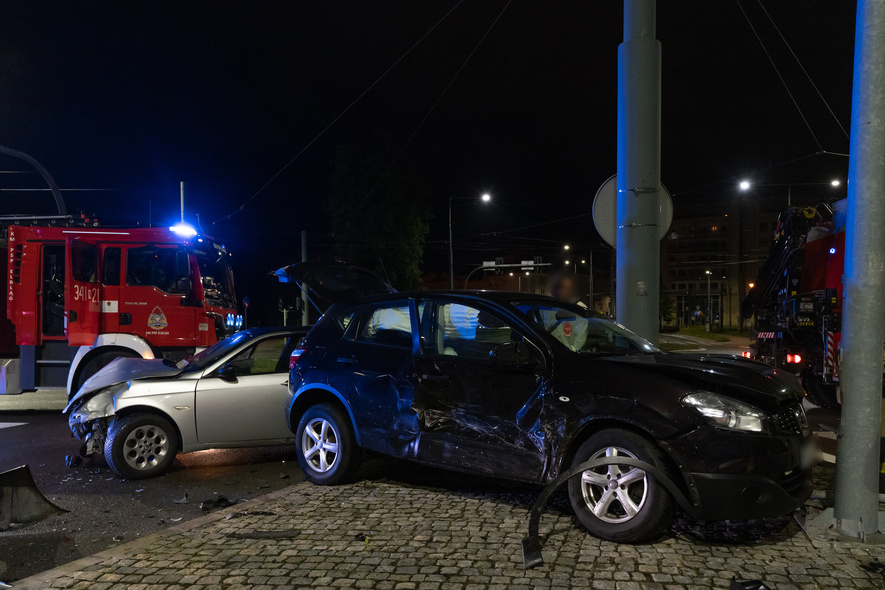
[64,357,183,412]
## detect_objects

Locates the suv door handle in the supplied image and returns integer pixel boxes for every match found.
[420,374,450,382]
[337,357,358,365]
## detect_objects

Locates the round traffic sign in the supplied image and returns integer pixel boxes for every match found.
[592,174,673,248]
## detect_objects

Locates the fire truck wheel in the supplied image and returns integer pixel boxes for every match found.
[803,372,840,410]
[105,413,178,479]
[73,350,140,398]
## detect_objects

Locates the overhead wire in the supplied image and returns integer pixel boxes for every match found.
[212,0,467,225]
[350,0,513,213]
[734,0,823,152]
[756,0,850,140]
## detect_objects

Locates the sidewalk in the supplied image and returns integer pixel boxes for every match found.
[12,463,885,590]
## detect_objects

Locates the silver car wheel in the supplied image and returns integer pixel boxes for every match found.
[580,446,648,524]
[122,423,170,471]
[301,417,340,473]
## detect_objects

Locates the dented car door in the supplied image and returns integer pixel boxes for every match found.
[412,299,551,481]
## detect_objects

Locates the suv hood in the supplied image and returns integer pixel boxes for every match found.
[601,352,804,410]
[64,357,182,412]
[273,261,395,314]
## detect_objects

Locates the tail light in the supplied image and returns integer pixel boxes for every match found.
[786,353,803,364]
[289,349,305,370]
[741,351,752,359]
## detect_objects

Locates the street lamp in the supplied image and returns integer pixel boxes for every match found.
[738,179,842,206]
[705,270,712,333]
[449,193,492,289]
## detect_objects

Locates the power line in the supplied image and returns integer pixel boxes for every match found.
[757,0,850,140]
[735,0,823,152]
[212,0,467,225]
[350,0,513,214]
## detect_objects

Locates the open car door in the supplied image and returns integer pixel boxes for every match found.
[273,262,396,314]
[65,236,102,346]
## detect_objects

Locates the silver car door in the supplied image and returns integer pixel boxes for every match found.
[195,336,294,444]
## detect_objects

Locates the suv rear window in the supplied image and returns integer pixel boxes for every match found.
[357,302,412,348]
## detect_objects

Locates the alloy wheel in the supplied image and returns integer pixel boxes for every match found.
[580,446,648,524]
[122,423,170,471]
[301,418,340,473]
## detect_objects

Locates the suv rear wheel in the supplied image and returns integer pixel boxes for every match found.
[295,403,361,485]
[567,428,675,543]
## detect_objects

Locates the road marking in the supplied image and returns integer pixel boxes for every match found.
[0,422,27,430]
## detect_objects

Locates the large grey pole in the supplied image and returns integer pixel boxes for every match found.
[616,0,661,343]
[301,230,310,326]
[834,0,885,540]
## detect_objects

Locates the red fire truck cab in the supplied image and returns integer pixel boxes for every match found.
[3,223,241,399]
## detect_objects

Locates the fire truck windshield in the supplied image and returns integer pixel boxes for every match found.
[195,246,235,308]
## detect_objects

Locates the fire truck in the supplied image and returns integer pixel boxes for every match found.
[2,218,241,400]
[741,198,885,409]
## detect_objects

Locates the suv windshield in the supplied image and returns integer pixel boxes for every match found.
[511,300,661,355]
[195,245,236,308]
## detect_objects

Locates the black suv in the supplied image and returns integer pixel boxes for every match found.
[277,263,815,543]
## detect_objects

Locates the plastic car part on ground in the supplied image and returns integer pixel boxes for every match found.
[521,456,695,569]
[0,464,67,531]
[730,577,772,590]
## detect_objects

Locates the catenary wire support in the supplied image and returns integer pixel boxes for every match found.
[521,456,695,570]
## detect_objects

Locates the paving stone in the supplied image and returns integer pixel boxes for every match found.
[16,466,885,590]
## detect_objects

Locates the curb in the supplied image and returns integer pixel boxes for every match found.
[11,479,314,590]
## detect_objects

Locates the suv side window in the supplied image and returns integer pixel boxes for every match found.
[419,301,517,361]
[356,302,412,349]
[227,336,290,376]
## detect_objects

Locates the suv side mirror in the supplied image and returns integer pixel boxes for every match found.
[490,341,531,368]
[217,363,238,383]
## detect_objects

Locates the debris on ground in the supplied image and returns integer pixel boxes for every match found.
[172,492,188,504]
[200,496,238,511]
[279,473,289,479]
[169,517,182,522]
[227,528,299,539]
[64,455,82,468]
[730,577,771,590]
[0,580,12,589]
[225,510,275,520]
[112,535,123,542]
[860,560,885,574]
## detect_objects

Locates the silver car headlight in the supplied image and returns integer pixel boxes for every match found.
[682,392,767,433]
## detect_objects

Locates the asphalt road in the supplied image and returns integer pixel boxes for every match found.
[0,411,306,583]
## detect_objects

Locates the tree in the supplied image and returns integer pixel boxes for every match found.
[327,143,432,290]
[659,286,676,327]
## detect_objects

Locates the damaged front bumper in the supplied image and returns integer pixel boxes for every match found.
[67,383,125,455]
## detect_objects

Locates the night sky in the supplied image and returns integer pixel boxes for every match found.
[0,1,856,320]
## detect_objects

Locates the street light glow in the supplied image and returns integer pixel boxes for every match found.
[831,179,841,187]
[481,193,491,202]
[705,270,712,275]
[738,180,751,191]
[580,259,586,264]
[564,260,570,265]
[563,244,570,250]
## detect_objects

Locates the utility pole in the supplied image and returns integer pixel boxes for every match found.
[835,0,885,540]
[180,181,186,223]
[301,230,309,326]
[616,0,662,344]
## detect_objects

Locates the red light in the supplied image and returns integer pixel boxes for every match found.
[741,351,752,359]
[786,353,803,364]
[289,349,304,370]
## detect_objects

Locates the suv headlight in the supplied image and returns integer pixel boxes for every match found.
[682,392,767,433]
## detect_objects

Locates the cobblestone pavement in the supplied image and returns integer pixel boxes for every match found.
[13,462,885,590]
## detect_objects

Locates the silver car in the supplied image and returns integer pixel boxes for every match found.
[65,327,304,479]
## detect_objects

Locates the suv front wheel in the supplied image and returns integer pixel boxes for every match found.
[567,428,675,543]
[295,403,361,485]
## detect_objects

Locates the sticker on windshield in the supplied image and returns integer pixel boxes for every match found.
[147,306,168,330]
